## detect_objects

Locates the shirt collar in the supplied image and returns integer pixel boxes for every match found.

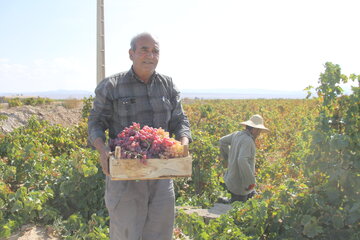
[244,129,256,141]
[130,66,157,84]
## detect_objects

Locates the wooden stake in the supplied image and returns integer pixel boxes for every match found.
[115,146,121,159]
[183,145,189,157]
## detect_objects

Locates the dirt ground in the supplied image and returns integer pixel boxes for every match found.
[0,103,83,134]
[7,224,59,240]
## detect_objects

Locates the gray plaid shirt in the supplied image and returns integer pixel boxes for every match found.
[88,68,191,144]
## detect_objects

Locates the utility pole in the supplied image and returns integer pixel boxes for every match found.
[97,0,105,85]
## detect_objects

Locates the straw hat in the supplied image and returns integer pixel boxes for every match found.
[241,114,269,131]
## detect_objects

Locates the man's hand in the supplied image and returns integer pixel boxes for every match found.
[246,183,256,191]
[180,137,189,156]
[99,149,110,176]
[180,136,189,146]
[93,138,111,176]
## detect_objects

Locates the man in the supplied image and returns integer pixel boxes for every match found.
[218,114,269,203]
[88,32,191,240]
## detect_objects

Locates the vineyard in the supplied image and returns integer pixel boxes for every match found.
[0,62,359,239]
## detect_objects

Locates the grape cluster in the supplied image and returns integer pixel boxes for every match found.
[109,122,185,160]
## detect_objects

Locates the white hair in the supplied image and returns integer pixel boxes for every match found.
[130,32,159,51]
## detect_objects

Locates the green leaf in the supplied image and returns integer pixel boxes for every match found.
[331,213,344,229]
[347,202,360,225]
[10,200,23,213]
[301,215,312,226]
[302,216,323,238]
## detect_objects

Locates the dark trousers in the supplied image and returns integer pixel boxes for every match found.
[230,190,256,203]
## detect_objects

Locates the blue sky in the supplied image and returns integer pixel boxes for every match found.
[0,0,359,93]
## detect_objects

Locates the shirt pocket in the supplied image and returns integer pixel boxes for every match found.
[161,96,172,110]
[113,97,136,127]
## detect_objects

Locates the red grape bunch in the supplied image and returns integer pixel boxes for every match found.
[109,122,185,160]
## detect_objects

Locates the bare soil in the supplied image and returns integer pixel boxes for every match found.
[7,224,59,240]
[0,103,83,134]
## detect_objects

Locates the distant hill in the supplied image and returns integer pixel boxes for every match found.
[0,90,94,99]
[0,88,308,99]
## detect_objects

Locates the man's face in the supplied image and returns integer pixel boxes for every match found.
[129,36,159,75]
[251,128,262,139]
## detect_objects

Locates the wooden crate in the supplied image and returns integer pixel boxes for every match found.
[110,146,192,180]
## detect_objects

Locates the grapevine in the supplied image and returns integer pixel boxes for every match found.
[109,122,185,160]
